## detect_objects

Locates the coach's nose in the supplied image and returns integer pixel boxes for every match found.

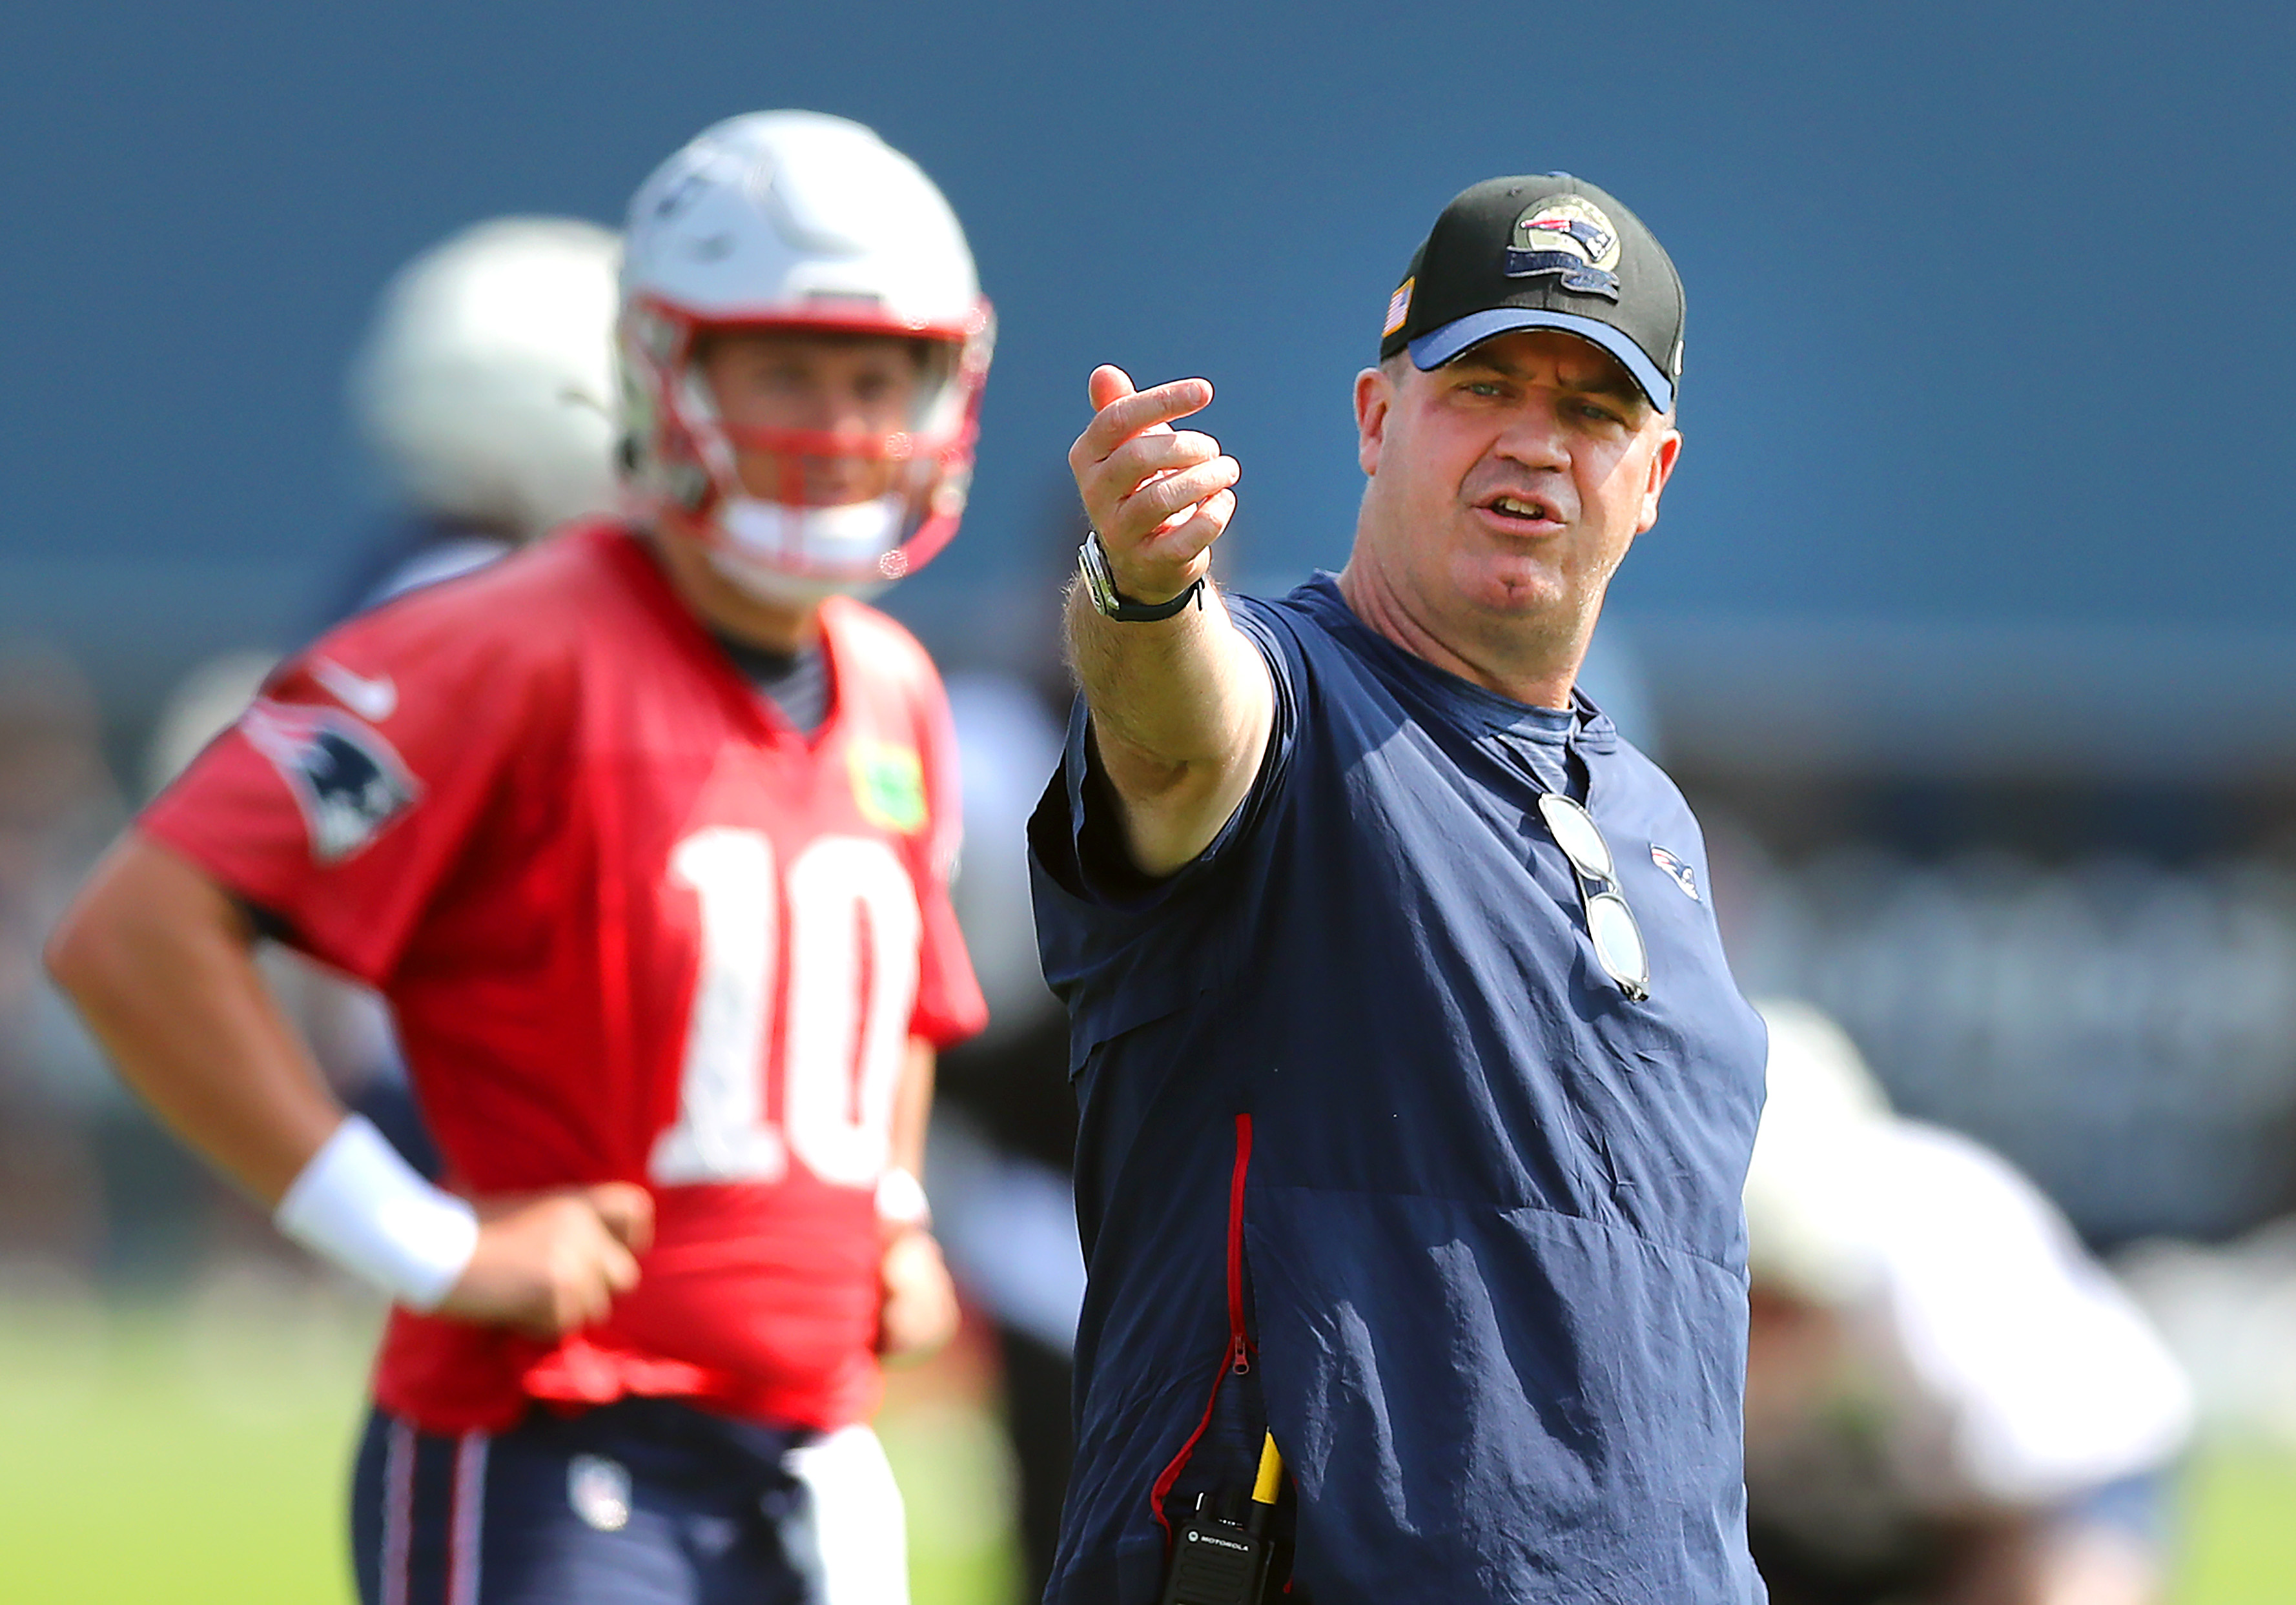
[1492,392,1573,474]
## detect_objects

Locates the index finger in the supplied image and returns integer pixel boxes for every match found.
[1075,374,1215,465]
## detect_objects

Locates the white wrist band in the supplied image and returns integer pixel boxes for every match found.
[876,1166,932,1229]
[274,1115,478,1311]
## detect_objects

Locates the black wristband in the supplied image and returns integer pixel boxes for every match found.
[1076,532,1206,622]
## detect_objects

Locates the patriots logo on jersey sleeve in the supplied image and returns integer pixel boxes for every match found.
[240,699,420,863]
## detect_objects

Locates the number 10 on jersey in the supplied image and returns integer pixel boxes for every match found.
[649,827,921,1189]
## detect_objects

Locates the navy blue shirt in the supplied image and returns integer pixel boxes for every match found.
[1029,576,1768,1604]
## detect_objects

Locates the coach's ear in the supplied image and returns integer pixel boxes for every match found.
[1635,424,1683,536]
[1355,366,1392,478]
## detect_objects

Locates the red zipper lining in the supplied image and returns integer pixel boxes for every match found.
[1149,1111,1255,1540]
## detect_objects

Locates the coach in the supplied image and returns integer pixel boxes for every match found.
[1029,174,1768,1602]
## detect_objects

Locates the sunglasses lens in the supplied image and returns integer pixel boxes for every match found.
[1586,892,1649,998]
[1536,794,1615,880]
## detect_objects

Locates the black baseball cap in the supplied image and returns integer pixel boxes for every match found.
[1380,174,1683,414]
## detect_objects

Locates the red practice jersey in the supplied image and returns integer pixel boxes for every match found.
[143,524,987,1433]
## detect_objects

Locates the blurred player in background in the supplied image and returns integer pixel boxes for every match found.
[340,214,629,1165]
[1743,1001,2193,1605]
[334,214,624,613]
[49,110,993,1604]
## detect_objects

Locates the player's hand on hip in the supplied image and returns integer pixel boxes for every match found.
[438,1183,654,1340]
[876,1226,960,1363]
[1069,365,1240,606]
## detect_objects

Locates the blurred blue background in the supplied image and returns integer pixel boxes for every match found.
[8,1,2295,739]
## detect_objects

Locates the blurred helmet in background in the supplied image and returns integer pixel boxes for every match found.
[1743,999,1898,1305]
[617,110,994,604]
[350,217,622,543]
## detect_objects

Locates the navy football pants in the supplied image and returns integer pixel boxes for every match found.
[349,1397,908,1604]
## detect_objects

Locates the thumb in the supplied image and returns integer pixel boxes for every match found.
[1088,363,1136,411]
[584,1182,655,1254]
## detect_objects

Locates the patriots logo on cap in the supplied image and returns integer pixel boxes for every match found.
[241,699,419,863]
[1506,197,1622,300]
[1648,844,1700,902]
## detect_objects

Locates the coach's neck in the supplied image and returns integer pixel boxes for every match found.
[1337,547,1590,713]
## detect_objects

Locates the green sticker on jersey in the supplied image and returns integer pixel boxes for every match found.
[850,741,927,834]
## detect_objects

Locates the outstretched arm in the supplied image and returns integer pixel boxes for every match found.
[1065,365,1273,879]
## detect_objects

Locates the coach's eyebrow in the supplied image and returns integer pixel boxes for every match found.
[1555,366,1641,402]
[1461,351,1641,402]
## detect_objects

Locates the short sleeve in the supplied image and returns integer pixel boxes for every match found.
[139,600,556,987]
[903,660,989,1049]
[1030,593,1304,912]
[1027,593,1310,1066]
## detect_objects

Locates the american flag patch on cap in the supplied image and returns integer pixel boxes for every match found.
[1382,277,1413,337]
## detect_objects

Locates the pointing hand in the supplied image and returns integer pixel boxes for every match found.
[1068,365,1240,608]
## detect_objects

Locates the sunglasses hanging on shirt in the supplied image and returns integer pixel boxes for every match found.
[1536,793,1651,1002]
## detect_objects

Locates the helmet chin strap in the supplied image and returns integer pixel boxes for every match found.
[706,493,907,605]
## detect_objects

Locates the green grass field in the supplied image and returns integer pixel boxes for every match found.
[1,1275,2290,1604]
[0,1272,1014,1605]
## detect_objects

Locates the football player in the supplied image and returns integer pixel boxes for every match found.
[1742,1001,2192,1605]
[46,111,993,1605]
[334,213,624,612]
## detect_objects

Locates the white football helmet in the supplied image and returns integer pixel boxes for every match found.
[349,217,622,541]
[1743,999,1897,1305]
[618,111,994,603]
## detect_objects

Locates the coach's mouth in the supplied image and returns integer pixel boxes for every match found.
[1475,491,1565,535]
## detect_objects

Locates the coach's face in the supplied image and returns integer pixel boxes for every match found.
[1353,329,1679,659]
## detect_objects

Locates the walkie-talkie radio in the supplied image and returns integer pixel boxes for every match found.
[1160,1434,1284,1605]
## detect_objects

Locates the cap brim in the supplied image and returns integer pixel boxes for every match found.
[1408,309,1674,414]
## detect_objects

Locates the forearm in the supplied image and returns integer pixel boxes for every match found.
[51,840,644,1329]
[1067,574,1266,767]
[1064,364,1267,875]
[1065,580,1272,874]
[45,832,344,1206]
[888,1036,935,1181]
